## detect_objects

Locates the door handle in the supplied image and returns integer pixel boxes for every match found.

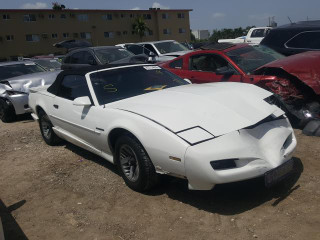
[53,104,59,109]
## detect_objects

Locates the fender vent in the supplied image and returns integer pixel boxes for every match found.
[210,159,237,170]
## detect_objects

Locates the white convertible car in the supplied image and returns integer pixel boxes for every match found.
[29,63,297,191]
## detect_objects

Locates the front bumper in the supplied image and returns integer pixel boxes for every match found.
[184,118,297,190]
[8,94,31,115]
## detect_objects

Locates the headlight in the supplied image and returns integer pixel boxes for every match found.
[177,127,215,145]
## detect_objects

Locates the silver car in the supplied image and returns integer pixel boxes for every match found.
[0,61,60,122]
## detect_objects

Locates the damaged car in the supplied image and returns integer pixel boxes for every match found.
[29,63,296,191]
[160,43,320,134]
[0,61,60,122]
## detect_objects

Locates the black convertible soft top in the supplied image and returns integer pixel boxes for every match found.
[47,63,150,95]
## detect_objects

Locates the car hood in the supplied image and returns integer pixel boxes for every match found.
[108,82,283,136]
[162,50,191,57]
[0,71,60,95]
[257,51,320,95]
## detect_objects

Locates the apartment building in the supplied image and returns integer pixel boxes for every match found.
[0,8,192,60]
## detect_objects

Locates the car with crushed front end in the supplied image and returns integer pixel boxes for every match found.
[28,63,297,192]
[0,61,61,122]
[160,43,320,134]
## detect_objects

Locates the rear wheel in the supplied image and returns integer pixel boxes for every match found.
[0,98,16,123]
[115,135,159,192]
[38,110,61,145]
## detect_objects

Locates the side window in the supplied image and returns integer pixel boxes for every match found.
[251,29,265,38]
[190,54,229,72]
[286,31,320,50]
[169,58,183,69]
[144,44,157,55]
[57,75,91,101]
[126,45,144,55]
[70,52,83,64]
[82,51,96,64]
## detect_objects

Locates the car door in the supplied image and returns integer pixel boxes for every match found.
[50,74,103,154]
[186,53,241,84]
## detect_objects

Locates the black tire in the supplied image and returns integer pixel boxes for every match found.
[0,98,16,123]
[38,110,61,145]
[115,135,159,192]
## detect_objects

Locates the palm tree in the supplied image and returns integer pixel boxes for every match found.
[132,17,149,41]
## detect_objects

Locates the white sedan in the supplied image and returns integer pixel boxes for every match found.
[29,64,297,191]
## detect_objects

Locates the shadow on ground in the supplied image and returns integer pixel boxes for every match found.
[63,142,303,215]
[0,199,28,240]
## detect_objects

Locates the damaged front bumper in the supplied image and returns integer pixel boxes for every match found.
[184,117,297,190]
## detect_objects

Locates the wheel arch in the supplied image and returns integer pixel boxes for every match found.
[108,127,140,155]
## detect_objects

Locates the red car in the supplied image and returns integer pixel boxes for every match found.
[160,43,320,134]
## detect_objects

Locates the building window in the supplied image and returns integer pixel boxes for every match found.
[41,33,48,39]
[6,35,14,41]
[104,32,115,38]
[116,31,121,36]
[121,13,126,18]
[80,32,91,39]
[3,14,10,20]
[179,28,186,33]
[51,33,58,39]
[130,13,134,18]
[123,31,128,35]
[145,29,153,36]
[77,14,88,22]
[102,14,112,21]
[63,33,69,38]
[162,13,169,19]
[24,14,36,22]
[60,14,66,19]
[73,33,79,38]
[163,28,171,35]
[48,14,55,19]
[143,14,151,20]
[177,13,185,19]
[26,34,40,42]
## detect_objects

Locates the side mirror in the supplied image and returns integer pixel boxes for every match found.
[184,78,192,84]
[73,96,92,107]
[148,52,156,63]
[216,66,234,75]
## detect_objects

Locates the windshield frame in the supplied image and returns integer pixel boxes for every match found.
[225,45,284,75]
[85,64,188,106]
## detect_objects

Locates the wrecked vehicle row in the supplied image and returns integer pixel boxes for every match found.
[160,43,320,135]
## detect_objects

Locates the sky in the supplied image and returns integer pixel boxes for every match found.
[1,0,320,32]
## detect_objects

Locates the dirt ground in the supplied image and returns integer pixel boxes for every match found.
[0,116,320,240]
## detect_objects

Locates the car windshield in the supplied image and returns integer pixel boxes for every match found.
[33,59,61,70]
[90,66,188,105]
[0,63,46,81]
[95,48,134,64]
[154,41,189,54]
[226,45,284,74]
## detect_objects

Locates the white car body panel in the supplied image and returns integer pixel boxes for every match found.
[110,82,283,136]
[29,64,296,190]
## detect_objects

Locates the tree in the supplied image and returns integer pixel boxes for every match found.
[52,2,66,10]
[132,17,149,41]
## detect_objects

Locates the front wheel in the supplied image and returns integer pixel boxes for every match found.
[0,98,16,123]
[38,110,61,145]
[115,135,159,192]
